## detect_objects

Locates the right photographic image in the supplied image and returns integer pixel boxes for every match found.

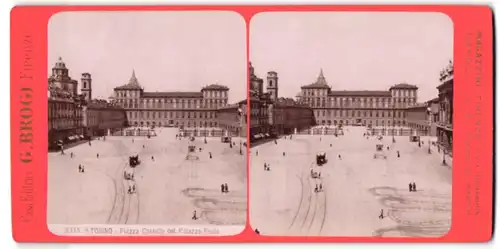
[249,12,454,237]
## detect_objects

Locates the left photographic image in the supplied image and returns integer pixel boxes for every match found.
[47,11,247,236]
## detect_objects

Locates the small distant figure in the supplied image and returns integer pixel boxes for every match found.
[397,151,400,158]
[221,184,225,193]
[264,163,267,171]
[338,154,342,160]
[387,146,390,151]
[255,228,260,235]
[319,183,323,192]
[330,144,332,147]
[132,185,136,193]
[318,172,321,178]
[96,153,99,159]
[412,182,417,192]
[274,140,277,145]
[192,210,198,220]
[408,182,413,192]
[128,186,132,194]
[88,141,91,146]
[143,145,145,148]
[132,139,134,143]
[314,184,319,193]
[224,183,229,193]
[209,152,212,159]
[320,137,322,141]
[151,156,155,161]
[199,148,202,152]
[78,164,82,173]
[379,209,384,219]
[70,152,74,158]
[283,152,286,157]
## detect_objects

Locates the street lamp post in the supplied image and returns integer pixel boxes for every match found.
[392,103,396,143]
[442,147,447,165]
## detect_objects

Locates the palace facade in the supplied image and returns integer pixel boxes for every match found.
[112,71,229,129]
[296,69,418,127]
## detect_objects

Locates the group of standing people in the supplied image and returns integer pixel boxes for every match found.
[408,182,417,192]
[220,183,230,193]
[263,163,271,171]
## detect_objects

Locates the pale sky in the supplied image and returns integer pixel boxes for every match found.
[250,12,453,102]
[48,11,246,103]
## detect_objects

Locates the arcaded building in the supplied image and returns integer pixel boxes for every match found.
[297,69,418,127]
[249,62,316,139]
[48,57,127,147]
[436,61,453,153]
[112,71,229,129]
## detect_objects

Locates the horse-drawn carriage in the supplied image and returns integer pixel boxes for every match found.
[129,155,141,167]
[221,136,231,143]
[188,144,196,152]
[373,144,387,159]
[316,152,328,166]
[409,135,420,142]
[311,169,321,178]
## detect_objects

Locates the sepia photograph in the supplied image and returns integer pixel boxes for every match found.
[46,11,247,236]
[249,12,453,237]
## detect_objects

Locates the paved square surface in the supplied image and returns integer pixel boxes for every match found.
[48,128,246,229]
[250,126,451,237]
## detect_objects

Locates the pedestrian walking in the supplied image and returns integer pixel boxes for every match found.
[70,152,73,158]
[412,182,417,192]
[192,210,197,220]
[409,182,413,192]
[221,184,225,193]
[397,151,400,158]
[128,186,132,194]
[224,183,229,193]
[97,153,99,159]
[209,152,212,159]
[319,183,323,191]
[132,185,136,193]
[283,152,286,157]
[78,164,82,173]
[379,209,384,219]
[314,185,319,193]
[151,155,154,161]
[81,165,85,173]
[338,154,342,160]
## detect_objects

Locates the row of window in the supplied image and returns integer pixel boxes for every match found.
[314,109,406,118]
[49,119,81,130]
[302,89,416,98]
[116,90,228,99]
[117,99,228,109]
[126,111,218,120]
[316,119,406,126]
[130,120,218,128]
[303,97,416,108]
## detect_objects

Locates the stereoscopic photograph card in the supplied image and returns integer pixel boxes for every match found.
[249,11,453,237]
[10,5,493,243]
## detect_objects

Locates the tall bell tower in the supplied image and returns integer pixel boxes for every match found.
[266,71,278,102]
[81,73,92,102]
